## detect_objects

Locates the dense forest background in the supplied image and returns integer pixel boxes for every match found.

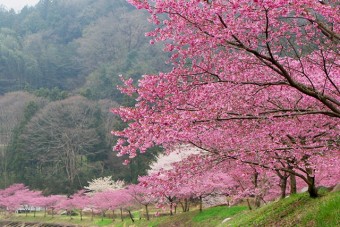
[0,0,167,194]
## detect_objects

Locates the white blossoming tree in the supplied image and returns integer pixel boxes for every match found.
[84,176,125,193]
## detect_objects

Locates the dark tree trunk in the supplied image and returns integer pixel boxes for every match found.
[290,172,297,195]
[169,202,173,216]
[307,175,318,198]
[280,176,288,199]
[120,208,123,221]
[186,199,190,212]
[255,197,261,208]
[253,171,261,208]
[183,198,189,212]
[304,167,318,198]
[167,197,174,216]
[145,204,150,221]
[246,198,252,210]
[199,196,203,212]
[180,200,185,212]
[276,169,289,199]
[128,210,134,222]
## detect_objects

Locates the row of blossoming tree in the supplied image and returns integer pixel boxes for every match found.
[0,150,338,222]
[111,0,339,200]
[1,170,265,222]
[0,182,136,221]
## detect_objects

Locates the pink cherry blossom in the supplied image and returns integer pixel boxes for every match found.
[112,0,339,198]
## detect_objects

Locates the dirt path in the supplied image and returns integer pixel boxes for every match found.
[0,221,78,227]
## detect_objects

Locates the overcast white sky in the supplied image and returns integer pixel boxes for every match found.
[0,0,40,12]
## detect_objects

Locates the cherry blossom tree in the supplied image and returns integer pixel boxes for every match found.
[57,197,78,220]
[119,191,137,223]
[139,170,182,216]
[17,190,42,217]
[0,184,45,218]
[85,176,125,194]
[112,0,339,198]
[126,184,157,220]
[69,190,89,221]
[29,196,51,217]
[91,190,115,221]
[148,145,204,174]
[141,152,280,211]
[39,195,65,218]
[91,188,134,221]
[0,184,22,214]
[29,196,46,217]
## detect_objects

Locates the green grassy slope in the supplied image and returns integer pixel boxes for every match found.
[224,191,340,227]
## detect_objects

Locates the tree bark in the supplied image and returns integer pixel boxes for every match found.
[246,198,252,210]
[112,210,115,221]
[276,170,288,199]
[180,200,185,212]
[199,196,203,212]
[169,202,173,216]
[290,172,297,195]
[253,171,261,208]
[128,210,134,222]
[279,176,288,199]
[145,204,149,221]
[167,197,174,215]
[307,175,318,198]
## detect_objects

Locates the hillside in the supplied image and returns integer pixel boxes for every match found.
[0,0,167,96]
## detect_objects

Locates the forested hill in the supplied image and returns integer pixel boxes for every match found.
[0,0,166,194]
[0,0,167,98]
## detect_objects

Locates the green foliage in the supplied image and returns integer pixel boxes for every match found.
[0,0,167,96]
[0,28,30,93]
[30,87,68,101]
[8,97,110,194]
[7,100,41,154]
[1,94,150,194]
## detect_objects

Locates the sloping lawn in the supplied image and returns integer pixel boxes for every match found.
[225,191,340,227]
